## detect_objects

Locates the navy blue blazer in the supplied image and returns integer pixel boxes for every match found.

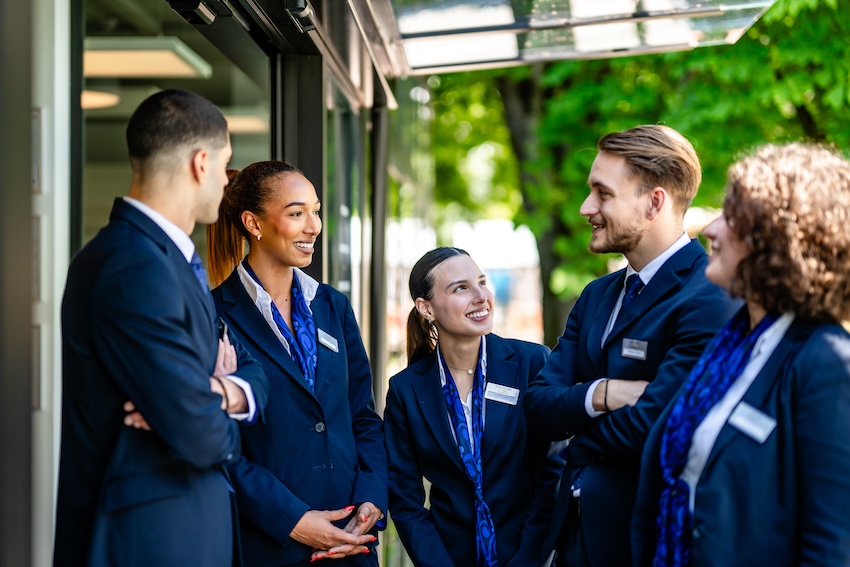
[632,319,850,567]
[524,239,737,567]
[212,268,388,567]
[55,198,268,567]
[385,334,560,567]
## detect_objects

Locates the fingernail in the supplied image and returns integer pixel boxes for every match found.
[369,536,377,542]
[344,505,355,512]
[362,548,370,554]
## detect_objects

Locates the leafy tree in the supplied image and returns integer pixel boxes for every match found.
[429,0,850,344]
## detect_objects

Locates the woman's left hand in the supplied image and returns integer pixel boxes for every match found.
[311,502,382,561]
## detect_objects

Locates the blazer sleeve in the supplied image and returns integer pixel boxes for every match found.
[90,252,239,470]
[228,454,311,545]
[793,330,850,565]
[507,345,564,567]
[566,285,735,464]
[230,329,269,423]
[524,289,597,440]
[339,295,389,515]
[385,378,456,567]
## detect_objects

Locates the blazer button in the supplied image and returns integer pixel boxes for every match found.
[692,526,702,539]
[315,421,326,433]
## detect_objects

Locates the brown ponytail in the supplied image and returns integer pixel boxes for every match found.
[206,169,243,288]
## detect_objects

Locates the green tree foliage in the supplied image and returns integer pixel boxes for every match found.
[429,0,850,343]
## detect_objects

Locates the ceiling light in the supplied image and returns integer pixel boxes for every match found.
[81,90,121,110]
[84,36,213,79]
[224,114,270,134]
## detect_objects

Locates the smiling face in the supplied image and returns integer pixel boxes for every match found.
[702,213,749,292]
[416,254,494,343]
[580,151,651,255]
[252,172,322,269]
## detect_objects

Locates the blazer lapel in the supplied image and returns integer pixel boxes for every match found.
[218,273,311,394]
[589,274,623,364]
[480,336,521,465]
[411,357,466,473]
[311,293,334,399]
[703,320,811,467]
[607,270,682,345]
[604,240,704,347]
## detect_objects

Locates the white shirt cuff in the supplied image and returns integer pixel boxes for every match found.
[225,374,256,422]
[584,378,607,417]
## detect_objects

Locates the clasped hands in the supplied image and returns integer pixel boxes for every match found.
[291,501,382,562]
[123,335,243,430]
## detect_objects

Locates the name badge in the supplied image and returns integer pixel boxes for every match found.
[621,338,648,360]
[317,329,339,352]
[728,402,776,444]
[484,383,520,406]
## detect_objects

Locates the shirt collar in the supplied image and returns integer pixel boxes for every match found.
[237,261,319,306]
[123,196,196,262]
[627,232,691,286]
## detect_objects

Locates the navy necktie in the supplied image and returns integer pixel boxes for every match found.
[189,252,209,292]
[621,273,644,313]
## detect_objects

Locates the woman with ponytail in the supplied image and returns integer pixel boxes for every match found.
[384,247,561,566]
[207,160,387,566]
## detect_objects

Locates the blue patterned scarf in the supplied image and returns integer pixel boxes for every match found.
[653,308,777,566]
[439,341,498,567]
[243,261,318,391]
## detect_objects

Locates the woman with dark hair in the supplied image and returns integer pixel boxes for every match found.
[207,160,387,566]
[384,247,561,567]
[633,143,850,567]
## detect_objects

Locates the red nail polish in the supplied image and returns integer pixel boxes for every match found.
[344,505,355,512]
[362,548,370,554]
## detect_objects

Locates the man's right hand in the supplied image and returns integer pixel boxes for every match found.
[592,379,649,412]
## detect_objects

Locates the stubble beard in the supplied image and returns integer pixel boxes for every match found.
[588,223,643,255]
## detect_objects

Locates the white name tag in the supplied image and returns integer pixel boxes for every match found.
[728,402,776,444]
[317,329,339,352]
[621,338,648,360]
[484,382,520,406]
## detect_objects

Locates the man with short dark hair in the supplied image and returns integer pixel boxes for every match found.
[54,89,268,567]
[525,125,737,567]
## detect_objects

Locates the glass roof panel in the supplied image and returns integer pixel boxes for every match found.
[390,0,776,73]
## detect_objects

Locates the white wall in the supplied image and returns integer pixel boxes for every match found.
[32,0,71,563]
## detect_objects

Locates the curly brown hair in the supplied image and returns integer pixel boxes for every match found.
[725,143,850,322]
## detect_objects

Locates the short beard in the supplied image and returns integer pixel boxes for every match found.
[588,224,643,255]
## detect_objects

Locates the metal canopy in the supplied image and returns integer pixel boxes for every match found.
[359,0,776,76]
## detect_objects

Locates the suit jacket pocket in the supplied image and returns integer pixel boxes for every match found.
[104,467,190,512]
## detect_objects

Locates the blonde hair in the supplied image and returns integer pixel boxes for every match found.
[598,124,701,213]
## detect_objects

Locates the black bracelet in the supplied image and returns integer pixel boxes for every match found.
[212,375,229,412]
[603,378,610,412]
